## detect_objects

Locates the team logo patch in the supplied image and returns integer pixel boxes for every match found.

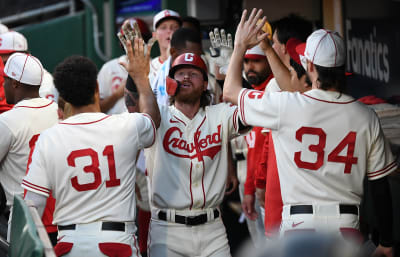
[163,125,222,161]
[248,90,264,99]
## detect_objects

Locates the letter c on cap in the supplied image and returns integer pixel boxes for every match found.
[184,53,194,62]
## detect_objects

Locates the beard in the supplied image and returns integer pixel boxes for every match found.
[245,70,270,86]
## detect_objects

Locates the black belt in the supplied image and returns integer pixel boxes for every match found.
[235,153,245,161]
[290,205,358,215]
[58,222,125,232]
[158,209,219,226]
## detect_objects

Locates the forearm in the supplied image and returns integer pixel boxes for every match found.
[223,45,247,104]
[24,191,48,218]
[125,76,140,113]
[134,77,161,128]
[264,47,293,92]
[369,176,393,247]
[100,93,121,113]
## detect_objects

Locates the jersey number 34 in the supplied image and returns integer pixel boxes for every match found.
[67,145,120,191]
[294,127,358,174]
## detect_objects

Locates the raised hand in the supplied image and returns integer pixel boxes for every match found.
[119,38,152,81]
[118,19,156,57]
[234,8,268,50]
[209,28,233,74]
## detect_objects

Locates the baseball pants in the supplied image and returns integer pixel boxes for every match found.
[279,204,362,242]
[148,210,231,257]
[54,221,140,257]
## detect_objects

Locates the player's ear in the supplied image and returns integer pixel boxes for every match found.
[307,60,314,73]
[203,80,208,91]
[95,81,100,93]
[12,79,19,88]
[169,47,177,58]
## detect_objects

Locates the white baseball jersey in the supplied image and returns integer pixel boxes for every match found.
[265,78,281,93]
[238,88,396,206]
[149,56,164,86]
[97,56,128,114]
[22,112,155,225]
[145,103,239,210]
[39,69,59,103]
[150,56,171,107]
[0,98,58,206]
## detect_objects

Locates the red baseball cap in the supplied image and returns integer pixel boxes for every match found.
[169,53,208,81]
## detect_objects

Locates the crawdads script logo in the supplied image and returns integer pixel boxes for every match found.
[163,125,222,161]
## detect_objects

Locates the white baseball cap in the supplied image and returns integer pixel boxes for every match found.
[300,29,345,68]
[3,53,43,86]
[153,9,181,30]
[244,45,266,60]
[0,31,28,54]
[0,23,9,34]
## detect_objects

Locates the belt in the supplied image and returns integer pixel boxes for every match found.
[290,205,358,215]
[235,153,245,161]
[58,222,125,232]
[158,209,219,226]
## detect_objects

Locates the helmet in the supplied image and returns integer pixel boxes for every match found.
[169,53,208,81]
[119,18,151,42]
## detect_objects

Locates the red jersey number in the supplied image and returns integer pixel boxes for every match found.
[294,127,358,174]
[68,145,120,191]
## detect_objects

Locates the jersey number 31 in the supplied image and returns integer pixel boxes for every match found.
[294,127,358,174]
[67,145,120,191]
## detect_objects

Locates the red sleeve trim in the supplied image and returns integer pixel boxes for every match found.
[22,180,51,196]
[239,89,250,126]
[233,107,238,132]
[367,161,397,179]
[141,113,157,147]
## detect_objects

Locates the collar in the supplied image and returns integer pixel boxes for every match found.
[60,112,109,125]
[14,97,53,108]
[170,105,205,125]
[302,89,356,104]
[251,73,274,91]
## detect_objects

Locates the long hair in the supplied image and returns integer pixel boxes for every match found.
[169,89,212,108]
[315,64,346,93]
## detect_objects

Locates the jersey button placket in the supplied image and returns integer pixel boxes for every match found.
[191,160,203,208]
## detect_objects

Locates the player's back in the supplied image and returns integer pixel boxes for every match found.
[26,112,155,225]
[272,89,393,205]
[0,98,58,205]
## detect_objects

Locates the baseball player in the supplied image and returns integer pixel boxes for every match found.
[23,41,160,257]
[98,18,151,114]
[0,31,28,113]
[244,17,312,238]
[224,9,396,256]
[242,45,272,216]
[0,53,58,240]
[149,9,181,85]
[136,51,243,256]
[150,27,203,106]
[236,45,274,246]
